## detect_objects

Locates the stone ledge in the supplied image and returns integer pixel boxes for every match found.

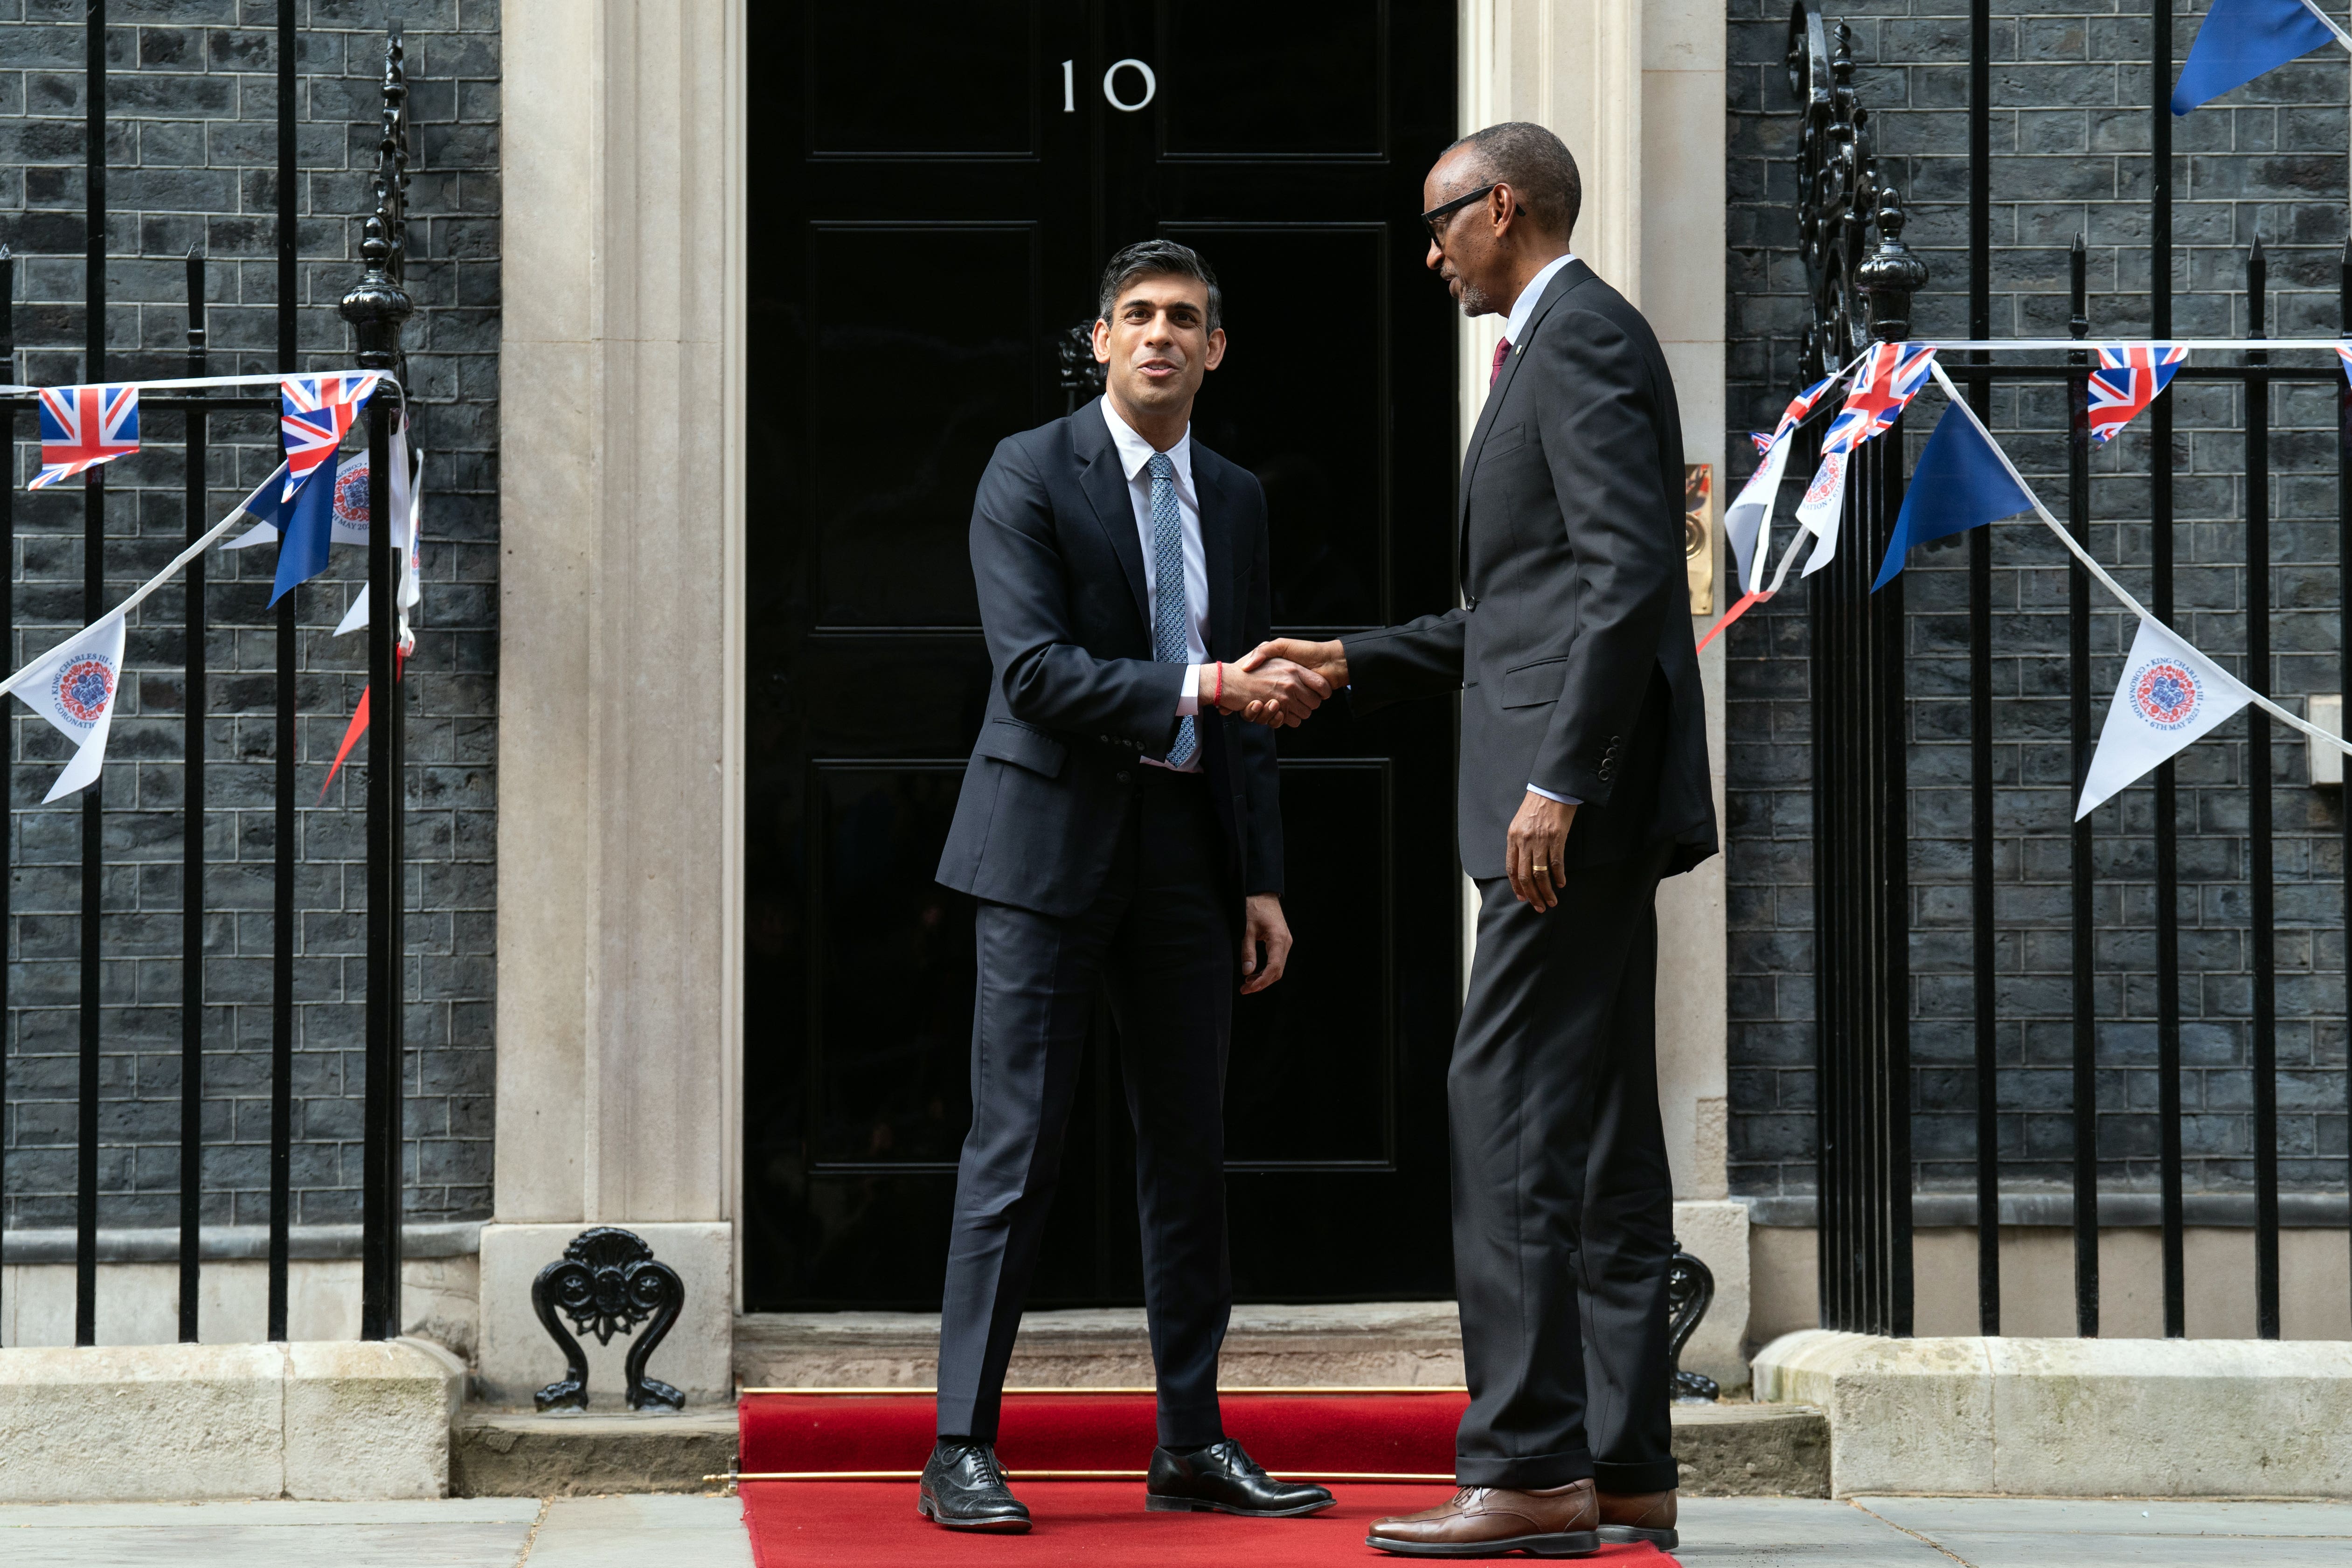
[1753,1329,2352,1498]
[1672,1402,1830,1497]
[0,1221,484,1264]
[0,1337,465,1502]
[452,1408,739,1497]
[1743,1192,2352,1228]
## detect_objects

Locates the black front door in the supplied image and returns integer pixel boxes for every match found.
[743,2,1462,1311]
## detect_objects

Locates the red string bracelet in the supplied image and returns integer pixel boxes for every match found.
[1212,663,1223,707]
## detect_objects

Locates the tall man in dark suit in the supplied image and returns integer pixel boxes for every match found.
[1252,124,1718,1557]
[923,240,1340,1533]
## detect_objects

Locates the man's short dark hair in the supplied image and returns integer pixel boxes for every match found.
[1097,239,1223,333]
[1445,122,1582,239]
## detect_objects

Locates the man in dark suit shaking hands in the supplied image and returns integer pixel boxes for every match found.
[1252,125,1718,1557]
[923,241,1339,1533]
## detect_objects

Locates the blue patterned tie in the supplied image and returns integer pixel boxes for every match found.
[1148,451,1198,768]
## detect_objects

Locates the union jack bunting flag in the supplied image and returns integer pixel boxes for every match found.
[279,372,382,502]
[1819,342,1936,457]
[1760,374,1839,453]
[2336,344,2352,387]
[28,383,140,490]
[2088,344,2187,442]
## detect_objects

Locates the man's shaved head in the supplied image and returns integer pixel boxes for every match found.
[1442,121,1582,240]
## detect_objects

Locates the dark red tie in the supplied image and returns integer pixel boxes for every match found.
[1491,337,1512,387]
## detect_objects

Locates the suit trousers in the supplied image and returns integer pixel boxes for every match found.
[1451,840,1679,1495]
[936,766,1234,1449]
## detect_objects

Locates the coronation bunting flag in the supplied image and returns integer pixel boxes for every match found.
[2078,617,2254,818]
[1794,451,1852,577]
[2171,0,2347,115]
[1872,402,2038,590]
[2338,344,2352,388]
[12,612,128,802]
[29,384,140,490]
[1726,374,1838,593]
[333,448,426,639]
[2088,344,2188,441]
[279,372,381,503]
[227,451,381,555]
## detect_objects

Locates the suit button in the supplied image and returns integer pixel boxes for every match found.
[1117,770,1133,785]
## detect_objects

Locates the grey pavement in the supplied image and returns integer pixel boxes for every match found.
[2,1492,2348,1566]
[0,1495,754,1568]
[1680,1496,2352,1567]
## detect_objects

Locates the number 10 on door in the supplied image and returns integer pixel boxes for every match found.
[1062,59,1157,112]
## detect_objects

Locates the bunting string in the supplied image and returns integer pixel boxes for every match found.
[0,366,417,799]
[0,501,261,703]
[1708,342,2352,812]
[1917,358,2352,757]
[1909,337,2352,353]
[0,372,405,398]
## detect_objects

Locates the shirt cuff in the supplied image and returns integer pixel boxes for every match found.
[1177,662,1207,718]
[1527,783,1582,806]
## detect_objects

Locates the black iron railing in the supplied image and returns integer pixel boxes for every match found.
[0,8,414,1346]
[1789,0,2349,1340]
[1787,7,1926,1339]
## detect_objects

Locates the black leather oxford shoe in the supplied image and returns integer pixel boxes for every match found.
[1146,1438,1337,1518]
[918,1439,1031,1533]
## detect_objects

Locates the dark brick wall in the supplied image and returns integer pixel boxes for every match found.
[1728,0,2350,1200]
[0,0,499,1230]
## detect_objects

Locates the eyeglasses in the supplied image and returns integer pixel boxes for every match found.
[1419,183,1497,240]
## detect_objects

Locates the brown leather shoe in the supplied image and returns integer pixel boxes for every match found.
[1597,1486,1678,1549]
[1365,1479,1599,1557]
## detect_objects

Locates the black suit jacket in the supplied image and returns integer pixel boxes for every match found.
[937,400,1283,919]
[1345,260,1718,879]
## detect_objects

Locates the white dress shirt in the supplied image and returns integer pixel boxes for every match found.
[1101,395,1212,772]
[1495,253,1584,810]
[1501,251,1577,353]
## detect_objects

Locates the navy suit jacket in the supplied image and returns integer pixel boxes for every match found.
[937,400,1283,920]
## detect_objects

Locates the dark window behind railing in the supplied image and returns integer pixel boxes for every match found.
[0,8,419,1345]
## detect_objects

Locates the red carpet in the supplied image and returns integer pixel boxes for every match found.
[736,1392,1679,1564]
[739,1388,1466,1478]
[741,1481,1679,1567]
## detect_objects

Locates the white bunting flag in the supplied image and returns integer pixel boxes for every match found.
[1726,375,1841,593]
[1727,436,1798,594]
[330,441,426,640]
[1794,450,1849,576]
[2077,617,2253,819]
[14,612,128,802]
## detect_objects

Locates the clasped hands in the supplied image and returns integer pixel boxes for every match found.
[1220,638,1577,913]
[1208,638,1350,728]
